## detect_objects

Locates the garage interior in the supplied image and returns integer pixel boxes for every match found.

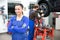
[0,0,60,40]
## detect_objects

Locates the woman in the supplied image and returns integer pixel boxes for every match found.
[8,4,29,40]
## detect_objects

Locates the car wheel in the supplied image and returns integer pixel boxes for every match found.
[39,3,50,17]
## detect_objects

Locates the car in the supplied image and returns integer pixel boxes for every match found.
[38,0,60,17]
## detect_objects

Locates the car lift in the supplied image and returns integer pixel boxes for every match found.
[33,17,54,40]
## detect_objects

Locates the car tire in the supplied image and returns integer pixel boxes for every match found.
[39,3,50,17]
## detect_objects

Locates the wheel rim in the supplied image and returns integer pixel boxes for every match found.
[39,3,48,14]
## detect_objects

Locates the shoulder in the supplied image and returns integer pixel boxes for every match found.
[23,16,29,21]
[10,15,16,21]
[23,16,29,19]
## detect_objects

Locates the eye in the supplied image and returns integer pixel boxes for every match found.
[15,8,20,10]
[18,8,20,10]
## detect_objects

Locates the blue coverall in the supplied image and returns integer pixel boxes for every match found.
[28,19,34,40]
[8,16,29,40]
[28,9,35,40]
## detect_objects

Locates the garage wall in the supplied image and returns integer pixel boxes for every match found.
[55,12,60,30]
[0,0,8,14]
[49,12,53,26]
[0,0,8,33]
[56,18,60,30]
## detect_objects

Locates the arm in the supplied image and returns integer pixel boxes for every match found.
[8,18,14,33]
[14,18,29,33]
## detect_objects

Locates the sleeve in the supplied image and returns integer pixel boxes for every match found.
[14,17,29,33]
[8,17,14,33]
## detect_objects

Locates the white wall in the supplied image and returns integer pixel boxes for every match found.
[0,0,8,15]
[43,17,49,26]
[56,12,60,14]
[49,12,53,26]
[56,18,60,30]
[55,12,60,30]
[0,0,8,33]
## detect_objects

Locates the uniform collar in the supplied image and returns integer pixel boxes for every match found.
[16,15,24,21]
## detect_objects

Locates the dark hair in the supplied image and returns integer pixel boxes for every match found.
[33,4,39,9]
[33,6,38,8]
[15,3,23,9]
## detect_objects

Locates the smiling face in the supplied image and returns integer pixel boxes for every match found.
[15,5,23,15]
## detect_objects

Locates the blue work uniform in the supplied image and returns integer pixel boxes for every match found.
[28,9,35,40]
[8,16,29,40]
[28,19,34,40]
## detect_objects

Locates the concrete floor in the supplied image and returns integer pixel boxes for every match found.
[54,30,60,40]
[0,30,60,40]
[0,33,12,40]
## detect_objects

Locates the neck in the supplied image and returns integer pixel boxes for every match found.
[17,13,23,18]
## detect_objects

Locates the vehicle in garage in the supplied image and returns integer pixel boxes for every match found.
[38,0,60,17]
